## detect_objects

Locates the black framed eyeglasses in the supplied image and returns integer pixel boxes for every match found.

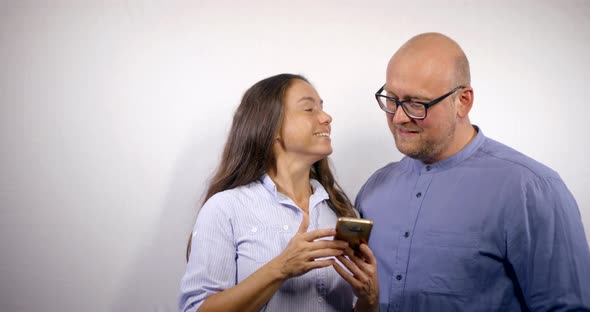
[375,85,464,120]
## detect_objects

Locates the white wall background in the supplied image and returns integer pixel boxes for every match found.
[1,1,589,311]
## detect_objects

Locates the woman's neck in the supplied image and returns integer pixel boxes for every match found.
[268,161,313,213]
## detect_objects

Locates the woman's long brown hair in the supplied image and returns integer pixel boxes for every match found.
[186,74,355,260]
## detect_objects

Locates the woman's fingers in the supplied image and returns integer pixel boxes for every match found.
[306,248,345,260]
[297,213,310,234]
[279,222,351,277]
[308,239,348,251]
[333,260,361,287]
[282,220,378,279]
[332,243,379,307]
[354,244,378,279]
[358,243,377,266]
[343,247,370,274]
[336,254,369,283]
[301,227,336,241]
[306,259,336,270]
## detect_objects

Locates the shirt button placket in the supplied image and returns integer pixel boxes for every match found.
[395,167,430,312]
[391,273,404,312]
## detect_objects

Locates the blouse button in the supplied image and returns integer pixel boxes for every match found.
[251,227,258,233]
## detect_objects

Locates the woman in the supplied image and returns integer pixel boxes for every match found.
[179,74,378,312]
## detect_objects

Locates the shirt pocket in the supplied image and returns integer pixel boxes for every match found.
[241,223,295,263]
[419,230,480,297]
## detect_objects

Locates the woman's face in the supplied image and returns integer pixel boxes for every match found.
[275,79,333,164]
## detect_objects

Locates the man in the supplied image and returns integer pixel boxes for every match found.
[356,32,590,311]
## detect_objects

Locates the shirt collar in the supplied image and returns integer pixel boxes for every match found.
[408,125,486,173]
[259,173,330,207]
[260,174,279,196]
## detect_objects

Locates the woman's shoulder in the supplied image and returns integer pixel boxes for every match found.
[199,180,266,216]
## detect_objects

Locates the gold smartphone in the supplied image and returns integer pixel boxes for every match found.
[334,217,373,250]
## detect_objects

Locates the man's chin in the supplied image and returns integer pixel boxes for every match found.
[395,142,422,159]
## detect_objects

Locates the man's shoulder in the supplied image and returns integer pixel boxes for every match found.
[370,160,405,179]
[478,137,559,180]
[359,159,407,192]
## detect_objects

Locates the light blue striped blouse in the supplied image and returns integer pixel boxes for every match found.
[178,174,354,312]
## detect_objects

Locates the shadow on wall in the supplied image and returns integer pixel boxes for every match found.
[109,129,219,312]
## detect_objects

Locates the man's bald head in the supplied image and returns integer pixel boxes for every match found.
[383,33,476,164]
[389,32,470,88]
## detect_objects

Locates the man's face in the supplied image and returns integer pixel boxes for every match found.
[385,53,459,163]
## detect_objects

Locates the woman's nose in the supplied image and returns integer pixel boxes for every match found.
[320,110,332,124]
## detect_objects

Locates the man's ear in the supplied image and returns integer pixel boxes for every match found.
[456,87,474,118]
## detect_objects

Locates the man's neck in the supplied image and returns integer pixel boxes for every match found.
[423,124,477,164]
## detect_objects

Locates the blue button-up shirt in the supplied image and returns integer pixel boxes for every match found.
[179,174,354,312]
[356,127,590,311]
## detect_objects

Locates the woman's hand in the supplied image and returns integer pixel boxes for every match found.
[333,244,379,312]
[267,213,348,280]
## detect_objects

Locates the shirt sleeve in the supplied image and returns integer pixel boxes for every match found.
[506,176,590,311]
[178,193,237,312]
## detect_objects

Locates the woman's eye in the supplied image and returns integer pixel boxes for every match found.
[304,108,313,112]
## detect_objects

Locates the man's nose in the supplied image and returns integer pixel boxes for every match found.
[392,104,411,124]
